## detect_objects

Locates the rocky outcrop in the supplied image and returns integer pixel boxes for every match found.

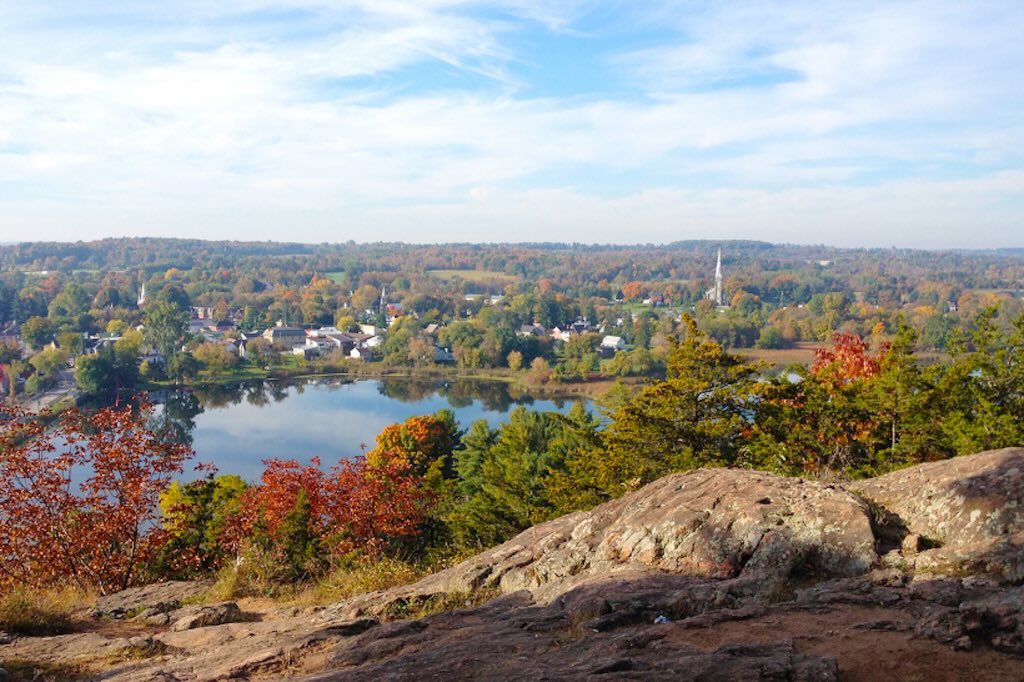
[89,580,211,620]
[851,447,1024,583]
[4,450,1024,681]
[169,602,245,631]
[327,467,877,620]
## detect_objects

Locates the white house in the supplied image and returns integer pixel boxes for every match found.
[350,346,378,361]
[600,335,625,351]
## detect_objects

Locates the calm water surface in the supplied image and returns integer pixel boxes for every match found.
[159,378,588,482]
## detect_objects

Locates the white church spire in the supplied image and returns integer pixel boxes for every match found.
[705,248,725,306]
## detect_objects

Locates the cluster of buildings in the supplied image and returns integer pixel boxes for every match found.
[248,323,388,362]
[518,318,626,356]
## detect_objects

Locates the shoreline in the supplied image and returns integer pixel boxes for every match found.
[145,364,645,401]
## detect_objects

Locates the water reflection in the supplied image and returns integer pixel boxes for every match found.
[151,378,586,482]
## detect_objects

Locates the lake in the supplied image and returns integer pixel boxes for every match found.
[155,378,589,482]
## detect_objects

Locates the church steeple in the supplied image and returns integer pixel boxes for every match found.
[714,249,723,305]
[705,248,725,306]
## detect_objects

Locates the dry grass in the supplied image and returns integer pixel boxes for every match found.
[1,658,92,682]
[199,555,437,607]
[426,269,518,283]
[0,586,93,636]
[290,557,427,606]
[735,342,825,368]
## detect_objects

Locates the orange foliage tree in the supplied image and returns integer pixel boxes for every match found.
[621,280,644,301]
[365,411,461,475]
[0,403,191,593]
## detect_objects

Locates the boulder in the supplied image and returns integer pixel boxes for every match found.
[328,468,877,620]
[90,580,210,619]
[851,447,1024,582]
[169,602,244,631]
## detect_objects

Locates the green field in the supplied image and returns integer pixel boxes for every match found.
[427,269,519,283]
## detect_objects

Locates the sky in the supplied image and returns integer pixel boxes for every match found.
[0,1,1022,248]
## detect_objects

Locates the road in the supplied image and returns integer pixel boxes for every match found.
[23,368,78,412]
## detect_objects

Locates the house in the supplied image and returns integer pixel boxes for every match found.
[424,323,441,336]
[517,324,545,337]
[571,319,593,335]
[236,331,263,359]
[187,319,207,335]
[308,326,344,338]
[262,325,306,349]
[349,346,378,361]
[600,335,625,352]
[318,335,354,354]
[87,337,119,355]
[550,327,575,343]
[143,349,166,367]
[206,319,236,333]
[359,324,382,336]
[292,345,320,360]
[434,346,455,363]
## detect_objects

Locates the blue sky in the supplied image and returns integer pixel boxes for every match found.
[0,1,1022,248]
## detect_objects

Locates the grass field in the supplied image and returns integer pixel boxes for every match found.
[427,269,518,283]
[735,342,826,367]
[323,272,347,285]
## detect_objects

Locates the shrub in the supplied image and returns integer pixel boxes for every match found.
[0,403,191,594]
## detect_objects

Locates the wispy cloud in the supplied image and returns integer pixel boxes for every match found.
[0,1,1021,246]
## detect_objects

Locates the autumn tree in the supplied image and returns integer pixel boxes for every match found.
[194,342,238,375]
[365,411,462,477]
[621,281,644,301]
[748,331,885,477]
[20,316,55,350]
[0,403,191,593]
[224,456,435,579]
[145,298,187,354]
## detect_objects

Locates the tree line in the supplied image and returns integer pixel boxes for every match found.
[3,306,1023,595]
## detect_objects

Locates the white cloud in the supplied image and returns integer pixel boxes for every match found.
[0,1,1022,246]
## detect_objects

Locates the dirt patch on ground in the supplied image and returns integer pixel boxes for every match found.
[668,604,1024,682]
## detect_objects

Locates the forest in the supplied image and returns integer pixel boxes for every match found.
[3,237,1024,632]
[3,308,1024,598]
[2,238,1024,404]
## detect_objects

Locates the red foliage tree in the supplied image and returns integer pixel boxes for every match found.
[224,454,434,560]
[0,403,191,593]
[811,332,885,389]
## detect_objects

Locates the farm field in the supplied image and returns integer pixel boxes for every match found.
[735,342,826,367]
[427,269,519,283]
